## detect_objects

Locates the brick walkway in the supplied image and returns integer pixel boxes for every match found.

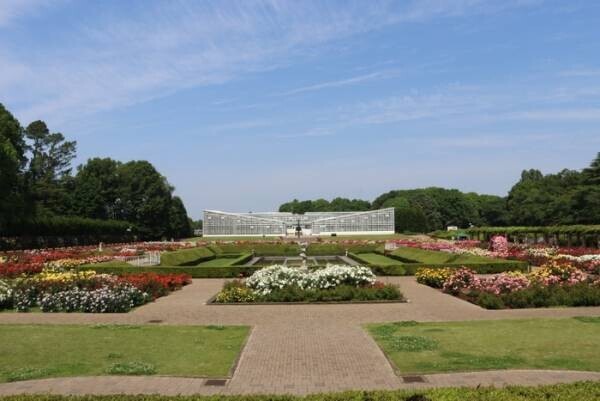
[1,277,599,395]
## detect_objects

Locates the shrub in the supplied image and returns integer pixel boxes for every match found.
[215,286,256,303]
[442,268,479,295]
[0,279,13,309]
[39,283,149,313]
[415,267,453,288]
[118,273,191,299]
[256,283,403,303]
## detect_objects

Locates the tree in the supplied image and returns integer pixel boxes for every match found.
[71,158,122,219]
[0,103,27,227]
[25,120,77,215]
[583,152,600,185]
[168,196,192,239]
[382,197,428,233]
[117,161,174,239]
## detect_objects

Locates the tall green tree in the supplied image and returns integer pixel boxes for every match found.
[117,161,174,239]
[583,152,600,185]
[71,158,122,219]
[168,196,192,239]
[0,103,28,227]
[25,120,77,215]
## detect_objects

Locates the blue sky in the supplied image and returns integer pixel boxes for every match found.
[1,0,600,219]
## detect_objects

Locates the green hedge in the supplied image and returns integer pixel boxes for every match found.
[1,382,599,400]
[208,243,301,256]
[0,216,136,250]
[159,247,215,266]
[305,243,379,255]
[468,225,600,236]
[348,253,528,275]
[81,264,261,278]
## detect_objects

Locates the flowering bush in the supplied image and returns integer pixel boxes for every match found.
[2,269,190,313]
[245,265,307,295]
[216,264,400,303]
[529,262,587,286]
[118,273,192,299]
[245,264,375,295]
[215,281,256,303]
[300,265,376,291]
[39,283,149,313]
[442,268,480,295]
[477,272,530,295]
[489,236,509,255]
[415,268,453,288]
[0,280,13,309]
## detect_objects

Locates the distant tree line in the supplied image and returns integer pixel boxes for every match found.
[0,103,192,240]
[278,153,600,233]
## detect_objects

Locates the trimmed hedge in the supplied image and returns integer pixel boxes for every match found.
[208,243,301,256]
[1,382,599,400]
[0,216,136,250]
[159,247,215,266]
[80,264,261,278]
[348,253,528,275]
[305,243,379,256]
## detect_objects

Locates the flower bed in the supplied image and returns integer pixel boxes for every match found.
[0,270,191,313]
[416,262,600,309]
[0,241,202,279]
[213,264,403,303]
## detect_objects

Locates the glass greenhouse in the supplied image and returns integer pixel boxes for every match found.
[203,208,395,237]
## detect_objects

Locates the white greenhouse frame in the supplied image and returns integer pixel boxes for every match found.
[203,208,395,237]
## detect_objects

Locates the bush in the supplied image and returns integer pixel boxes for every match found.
[0,279,13,309]
[118,273,192,299]
[38,283,149,313]
[80,265,261,278]
[415,268,453,288]
[466,283,600,309]
[215,284,256,303]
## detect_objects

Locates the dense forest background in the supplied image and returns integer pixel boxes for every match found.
[0,103,192,240]
[279,154,600,233]
[3,100,599,239]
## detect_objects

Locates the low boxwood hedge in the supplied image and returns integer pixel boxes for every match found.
[348,253,528,275]
[80,265,261,278]
[1,382,599,400]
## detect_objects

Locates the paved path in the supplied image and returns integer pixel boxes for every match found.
[1,277,599,395]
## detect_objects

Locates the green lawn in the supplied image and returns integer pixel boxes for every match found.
[0,324,249,382]
[355,253,400,266]
[159,247,214,266]
[391,246,497,264]
[196,255,250,267]
[367,317,600,374]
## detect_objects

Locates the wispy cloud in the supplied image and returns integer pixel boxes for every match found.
[277,70,395,96]
[1,0,543,125]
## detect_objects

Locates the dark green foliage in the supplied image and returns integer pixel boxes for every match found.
[278,152,600,230]
[237,284,403,303]
[279,197,371,213]
[80,264,262,278]
[0,103,193,245]
[0,103,28,229]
